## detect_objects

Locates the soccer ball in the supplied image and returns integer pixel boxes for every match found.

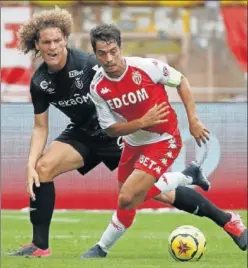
[168,225,206,262]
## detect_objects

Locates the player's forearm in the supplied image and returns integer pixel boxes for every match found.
[177,76,199,123]
[106,120,144,137]
[27,127,48,168]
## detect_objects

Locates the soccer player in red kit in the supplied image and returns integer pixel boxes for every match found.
[90,24,210,210]
[82,24,247,258]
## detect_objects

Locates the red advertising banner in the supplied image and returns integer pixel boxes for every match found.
[221,7,247,73]
[1,6,32,102]
[1,103,247,210]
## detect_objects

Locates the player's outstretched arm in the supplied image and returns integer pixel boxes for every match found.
[27,111,49,200]
[149,58,210,147]
[176,76,210,147]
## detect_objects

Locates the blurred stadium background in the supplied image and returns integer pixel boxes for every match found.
[1,0,247,211]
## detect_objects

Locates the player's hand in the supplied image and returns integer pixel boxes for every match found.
[26,165,40,201]
[189,119,210,147]
[140,102,170,129]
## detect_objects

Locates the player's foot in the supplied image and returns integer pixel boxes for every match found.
[224,212,247,251]
[80,244,107,259]
[182,161,211,191]
[7,243,51,257]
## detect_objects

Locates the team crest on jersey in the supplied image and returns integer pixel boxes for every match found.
[132,71,142,85]
[75,77,83,89]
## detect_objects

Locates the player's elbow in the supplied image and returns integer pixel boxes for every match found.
[177,76,189,91]
[105,127,119,137]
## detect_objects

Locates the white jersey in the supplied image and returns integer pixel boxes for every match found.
[90,57,182,146]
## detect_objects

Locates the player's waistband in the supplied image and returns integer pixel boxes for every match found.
[124,128,181,147]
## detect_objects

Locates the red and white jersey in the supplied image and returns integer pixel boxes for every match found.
[90,57,182,146]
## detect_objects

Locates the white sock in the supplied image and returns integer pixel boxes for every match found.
[155,172,192,193]
[97,211,126,253]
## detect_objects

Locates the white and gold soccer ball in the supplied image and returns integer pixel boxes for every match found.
[168,225,207,262]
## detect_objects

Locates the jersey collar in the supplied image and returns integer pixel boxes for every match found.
[102,57,128,82]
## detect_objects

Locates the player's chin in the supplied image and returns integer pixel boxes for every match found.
[106,68,119,77]
[45,56,59,65]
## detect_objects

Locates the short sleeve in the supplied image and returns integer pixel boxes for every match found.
[90,82,121,130]
[149,59,182,87]
[30,80,49,114]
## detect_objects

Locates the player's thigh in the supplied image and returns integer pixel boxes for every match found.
[94,136,123,172]
[38,141,84,179]
[135,137,182,180]
[120,169,156,200]
[50,123,96,177]
[118,181,124,192]
[116,140,139,183]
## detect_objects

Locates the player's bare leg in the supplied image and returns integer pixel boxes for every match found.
[81,161,210,258]
[8,141,84,257]
[82,164,246,258]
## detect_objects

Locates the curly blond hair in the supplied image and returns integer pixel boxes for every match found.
[17,7,73,57]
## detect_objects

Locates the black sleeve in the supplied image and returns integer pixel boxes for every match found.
[30,80,50,114]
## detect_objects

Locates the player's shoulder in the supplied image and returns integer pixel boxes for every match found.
[68,48,99,69]
[126,56,159,73]
[126,56,157,66]
[32,61,46,77]
[90,67,106,92]
[68,47,90,60]
[30,62,47,89]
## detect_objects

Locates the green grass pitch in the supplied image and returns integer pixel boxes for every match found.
[1,210,247,268]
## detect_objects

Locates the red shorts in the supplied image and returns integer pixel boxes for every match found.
[118,130,182,183]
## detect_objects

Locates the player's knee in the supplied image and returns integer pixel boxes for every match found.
[118,192,135,209]
[36,158,54,182]
[154,191,176,205]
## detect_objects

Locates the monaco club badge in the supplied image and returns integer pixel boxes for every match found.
[132,71,142,85]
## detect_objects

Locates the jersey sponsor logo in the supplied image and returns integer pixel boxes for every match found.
[69,70,84,78]
[100,87,111,94]
[75,77,83,89]
[40,80,49,90]
[40,80,55,94]
[50,93,91,107]
[139,154,162,174]
[107,88,149,110]
[132,71,142,85]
